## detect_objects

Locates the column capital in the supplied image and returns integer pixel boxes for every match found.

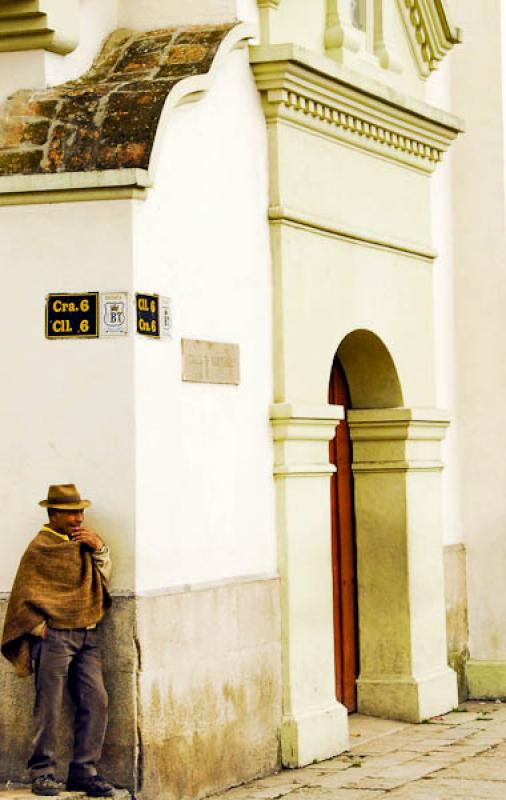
[348,407,450,473]
[270,402,344,441]
[270,402,344,478]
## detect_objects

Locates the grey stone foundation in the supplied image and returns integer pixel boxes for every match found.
[0,576,282,799]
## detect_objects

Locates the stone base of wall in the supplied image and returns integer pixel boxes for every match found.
[443,544,469,702]
[0,575,282,799]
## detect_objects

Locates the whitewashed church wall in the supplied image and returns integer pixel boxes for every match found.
[0,200,137,593]
[448,0,506,667]
[132,46,276,591]
[426,57,463,549]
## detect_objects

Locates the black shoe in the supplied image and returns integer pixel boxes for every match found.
[32,775,64,796]
[66,775,114,797]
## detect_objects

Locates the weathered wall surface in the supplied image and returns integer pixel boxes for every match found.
[136,578,281,800]
[443,544,469,701]
[0,597,138,788]
[0,577,281,797]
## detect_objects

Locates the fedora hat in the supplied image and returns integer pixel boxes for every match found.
[39,484,91,510]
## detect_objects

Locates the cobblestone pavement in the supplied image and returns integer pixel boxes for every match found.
[212,701,506,800]
[2,702,506,800]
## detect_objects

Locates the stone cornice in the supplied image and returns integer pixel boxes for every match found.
[0,0,79,55]
[250,44,464,173]
[397,0,462,78]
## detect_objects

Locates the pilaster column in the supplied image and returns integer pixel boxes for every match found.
[271,402,348,767]
[348,407,458,722]
[257,0,281,45]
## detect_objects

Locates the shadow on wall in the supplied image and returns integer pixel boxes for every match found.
[336,329,404,409]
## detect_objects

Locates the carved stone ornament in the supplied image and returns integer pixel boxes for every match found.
[397,0,462,78]
[251,46,464,174]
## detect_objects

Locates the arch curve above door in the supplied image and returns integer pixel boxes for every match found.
[336,329,403,409]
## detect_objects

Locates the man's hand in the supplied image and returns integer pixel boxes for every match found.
[71,527,103,551]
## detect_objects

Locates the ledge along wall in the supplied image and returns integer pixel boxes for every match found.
[0,21,281,799]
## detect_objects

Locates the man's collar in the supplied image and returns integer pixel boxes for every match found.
[41,525,70,542]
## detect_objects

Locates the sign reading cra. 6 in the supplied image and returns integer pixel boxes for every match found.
[45,293,99,339]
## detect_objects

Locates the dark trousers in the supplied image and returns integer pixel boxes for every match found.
[28,627,108,780]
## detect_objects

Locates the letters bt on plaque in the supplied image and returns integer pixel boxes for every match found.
[136,293,160,338]
[100,292,128,337]
[46,293,99,339]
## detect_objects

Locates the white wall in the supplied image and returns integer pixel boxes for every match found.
[0,200,137,592]
[447,0,506,660]
[132,46,276,591]
[426,55,463,547]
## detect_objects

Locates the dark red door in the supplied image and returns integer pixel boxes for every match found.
[328,355,359,712]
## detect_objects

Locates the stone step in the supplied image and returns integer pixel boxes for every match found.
[0,787,131,800]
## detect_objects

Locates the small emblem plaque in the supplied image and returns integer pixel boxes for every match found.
[100,292,128,337]
[136,293,160,338]
[46,293,99,339]
[182,339,240,385]
[159,296,172,338]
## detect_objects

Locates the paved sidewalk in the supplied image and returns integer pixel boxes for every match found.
[213,701,506,800]
[2,702,506,800]
[0,788,129,800]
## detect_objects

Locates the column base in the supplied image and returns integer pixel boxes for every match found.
[467,660,506,698]
[358,667,458,722]
[281,702,349,768]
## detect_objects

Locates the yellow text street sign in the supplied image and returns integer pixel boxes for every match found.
[46,293,99,339]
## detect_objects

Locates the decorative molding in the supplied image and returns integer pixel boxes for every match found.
[0,167,150,205]
[0,0,79,55]
[250,45,464,174]
[348,407,450,475]
[270,403,344,480]
[257,0,281,7]
[268,205,437,260]
[397,0,462,78]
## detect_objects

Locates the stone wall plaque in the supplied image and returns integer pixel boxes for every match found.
[182,339,240,385]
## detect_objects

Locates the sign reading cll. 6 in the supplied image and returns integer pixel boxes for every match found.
[46,293,99,339]
[136,293,160,338]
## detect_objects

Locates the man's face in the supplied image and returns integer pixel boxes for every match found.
[49,508,85,538]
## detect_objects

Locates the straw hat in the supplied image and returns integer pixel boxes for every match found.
[39,484,91,510]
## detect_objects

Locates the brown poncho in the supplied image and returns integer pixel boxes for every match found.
[1,529,111,677]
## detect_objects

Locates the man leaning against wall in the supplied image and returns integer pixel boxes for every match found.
[1,484,114,798]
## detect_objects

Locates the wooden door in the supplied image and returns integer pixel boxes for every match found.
[328,355,359,712]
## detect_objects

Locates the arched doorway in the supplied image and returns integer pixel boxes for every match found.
[328,354,359,712]
[328,330,404,714]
